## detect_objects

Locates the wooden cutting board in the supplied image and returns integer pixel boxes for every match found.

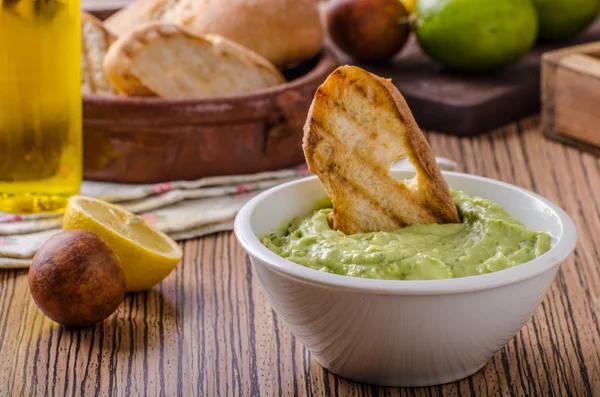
[331,19,600,136]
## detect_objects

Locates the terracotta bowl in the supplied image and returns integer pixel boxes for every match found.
[83,50,337,183]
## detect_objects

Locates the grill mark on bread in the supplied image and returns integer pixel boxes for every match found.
[303,65,460,234]
[328,170,410,228]
[309,122,440,227]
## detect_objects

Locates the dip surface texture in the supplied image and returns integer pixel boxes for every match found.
[261,190,552,280]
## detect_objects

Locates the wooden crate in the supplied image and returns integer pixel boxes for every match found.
[542,42,600,156]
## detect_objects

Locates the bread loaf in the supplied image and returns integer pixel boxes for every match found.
[81,12,117,96]
[160,0,324,67]
[103,23,286,98]
[103,0,169,37]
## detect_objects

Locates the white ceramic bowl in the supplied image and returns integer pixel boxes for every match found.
[234,171,577,387]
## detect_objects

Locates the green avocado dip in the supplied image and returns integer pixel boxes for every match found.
[261,190,552,280]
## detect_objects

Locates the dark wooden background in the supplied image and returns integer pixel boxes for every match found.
[328,8,600,136]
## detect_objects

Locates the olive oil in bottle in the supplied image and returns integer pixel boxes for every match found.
[0,0,82,213]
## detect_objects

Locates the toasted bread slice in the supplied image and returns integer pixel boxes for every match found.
[103,0,169,37]
[303,66,460,235]
[81,12,118,96]
[103,23,286,98]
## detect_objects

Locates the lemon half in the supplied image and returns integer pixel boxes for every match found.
[63,196,182,292]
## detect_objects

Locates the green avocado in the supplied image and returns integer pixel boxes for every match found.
[261,190,552,281]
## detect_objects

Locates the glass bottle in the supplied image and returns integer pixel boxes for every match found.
[0,0,82,213]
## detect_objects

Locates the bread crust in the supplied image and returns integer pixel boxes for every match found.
[204,34,287,85]
[161,0,324,67]
[103,22,286,98]
[303,65,460,235]
[104,0,169,37]
[81,11,118,96]
[103,22,159,96]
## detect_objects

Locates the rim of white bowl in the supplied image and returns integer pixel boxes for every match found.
[234,171,578,295]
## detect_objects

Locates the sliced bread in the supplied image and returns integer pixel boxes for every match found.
[303,66,460,234]
[81,11,118,96]
[103,23,286,98]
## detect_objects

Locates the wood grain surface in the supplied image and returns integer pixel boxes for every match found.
[0,117,599,396]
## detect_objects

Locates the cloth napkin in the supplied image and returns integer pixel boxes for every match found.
[0,158,457,269]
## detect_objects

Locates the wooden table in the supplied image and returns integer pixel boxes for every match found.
[1,117,599,396]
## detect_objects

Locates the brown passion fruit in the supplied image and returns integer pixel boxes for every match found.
[29,230,126,327]
[325,0,412,63]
